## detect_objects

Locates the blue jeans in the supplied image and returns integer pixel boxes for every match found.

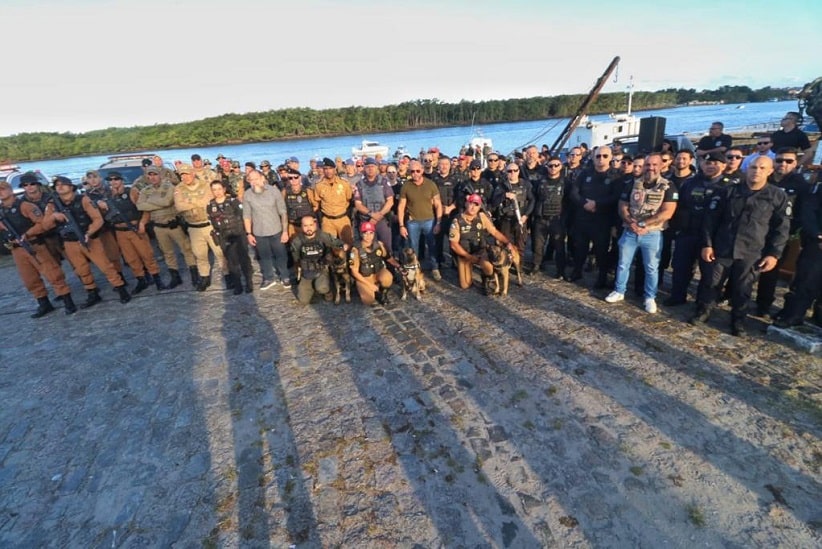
[255,233,290,282]
[613,230,662,299]
[406,218,437,270]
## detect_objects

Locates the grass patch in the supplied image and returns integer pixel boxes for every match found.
[686,503,705,527]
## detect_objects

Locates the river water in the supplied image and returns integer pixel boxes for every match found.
[18,100,798,181]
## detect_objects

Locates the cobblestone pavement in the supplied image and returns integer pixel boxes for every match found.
[0,255,819,548]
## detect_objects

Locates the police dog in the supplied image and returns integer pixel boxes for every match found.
[399,248,425,300]
[486,243,522,296]
[329,246,352,304]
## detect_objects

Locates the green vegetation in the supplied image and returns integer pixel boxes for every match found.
[0,85,791,162]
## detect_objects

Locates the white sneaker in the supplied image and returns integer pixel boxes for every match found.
[260,279,277,290]
[644,298,657,313]
[604,291,624,303]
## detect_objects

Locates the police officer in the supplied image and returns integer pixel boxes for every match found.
[454,159,493,215]
[349,221,398,306]
[0,176,76,316]
[690,156,790,336]
[282,167,318,238]
[449,193,514,294]
[430,156,459,269]
[208,180,253,295]
[774,178,822,327]
[529,156,568,278]
[568,146,621,287]
[100,169,168,293]
[489,162,533,256]
[314,157,354,246]
[51,176,131,307]
[665,151,724,306]
[290,215,347,305]
[353,158,394,250]
[755,147,809,316]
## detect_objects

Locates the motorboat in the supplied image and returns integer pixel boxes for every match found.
[351,140,389,158]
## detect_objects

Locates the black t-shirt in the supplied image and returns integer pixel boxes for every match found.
[771,127,811,151]
[696,133,732,153]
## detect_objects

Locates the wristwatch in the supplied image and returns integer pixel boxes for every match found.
[638,221,646,228]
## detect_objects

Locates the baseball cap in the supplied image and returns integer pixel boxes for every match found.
[321,158,336,168]
[705,151,727,163]
[191,154,202,161]
[260,160,271,167]
[469,159,482,170]
[466,193,482,205]
[177,163,193,174]
[360,221,376,233]
[286,156,299,163]
[363,157,377,166]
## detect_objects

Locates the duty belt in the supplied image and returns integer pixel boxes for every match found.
[323,212,348,220]
[187,222,211,228]
[152,220,177,228]
[114,225,137,232]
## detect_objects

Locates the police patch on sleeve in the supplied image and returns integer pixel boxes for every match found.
[448,222,458,240]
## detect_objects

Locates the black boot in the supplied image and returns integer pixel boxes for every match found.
[232,275,244,295]
[688,305,711,325]
[168,269,182,289]
[62,294,77,315]
[80,288,102,309]
[133,276,149,294]
[154,275,168,291]
[224,274,235,290]
[594,270,609,289]
[31,296,56,318]
[376,287,390,305]
[189,266,200,287]
[116,285,131,304]
[143,269,153,284]
[196,274,211,292]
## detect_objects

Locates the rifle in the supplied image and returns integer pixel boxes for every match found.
[0,210,40,263]
[102,197,139,232]
[52,196,89,249]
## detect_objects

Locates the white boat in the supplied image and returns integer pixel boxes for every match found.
[567,76,640,149]
[351,140,389,158]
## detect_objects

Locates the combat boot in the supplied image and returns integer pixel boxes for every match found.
[189,266,200,287]
[688,305,711,325]
[62,294,77,315]
[116,285,131,304]
[376,287,390,305]
[143,269,153,284]
[31,296,56,318]
[168,269,182,289]
[196,274,211,292]
[231,275,244,295]
[80,288,102,309]
[224,274,235,290]
[154,276,168,291]
[133,276,149,294]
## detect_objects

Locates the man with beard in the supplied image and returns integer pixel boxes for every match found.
[290,215,346,304]
[244,169,291,290]
[454,159,493,214]
[529,156,568,278]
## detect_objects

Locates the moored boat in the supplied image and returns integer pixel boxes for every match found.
[351,140,389,158]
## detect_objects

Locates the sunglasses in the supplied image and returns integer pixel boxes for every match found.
[506,169,519,173]
[726,155,743,160]
[410,169,423,173]
[547,163,562,168]
[775,158,796,164]
[106,177,123,181]
[487,158,499,162]
[594,154,610,159]
[21,182,39,187]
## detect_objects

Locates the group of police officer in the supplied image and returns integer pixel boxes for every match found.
[2,139,820,333]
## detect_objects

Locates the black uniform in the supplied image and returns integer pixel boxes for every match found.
[695,182,790,324]
[208,197,253,293]
[430,171,459,267]
[454,176,493,214]
[568,168,622,283]
[490,178,534,252]
[530,175,568,276]
[776,181,822,325]
[755,171,810,314]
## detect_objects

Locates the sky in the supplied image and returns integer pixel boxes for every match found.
[2,0,820,138]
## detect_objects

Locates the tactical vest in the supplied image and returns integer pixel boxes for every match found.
[627,177,672,230]
[500,183,527,218]
[355,242,386,276]
[285,190,314,223]
[58,195,93,240]
[357,179,387,213]
[1,198,34,235]
[458,215,485,254]
[536,179,564,218]
[437,178,456,206]
[107,188,141,223]
[208,199,244,237]
[298,237,326,278]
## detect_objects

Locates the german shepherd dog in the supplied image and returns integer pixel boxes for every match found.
[399,248,425,300]
[486,243,523,296]
[329,246,352,304]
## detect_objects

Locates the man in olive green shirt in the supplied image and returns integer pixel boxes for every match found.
[397,160,444,279]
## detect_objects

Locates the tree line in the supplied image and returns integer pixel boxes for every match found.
[0,85,792,162]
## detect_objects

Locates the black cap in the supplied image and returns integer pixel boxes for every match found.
[705,151,727,163]
[191,154,202,161]
[52,175,75,188]
[285,167,301,176]
[141,158,153,167]
[106,171,124,180]
[19,171,40,187]
[469,159,482,170]
[321,157,336,168]
[245,161,256,168]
